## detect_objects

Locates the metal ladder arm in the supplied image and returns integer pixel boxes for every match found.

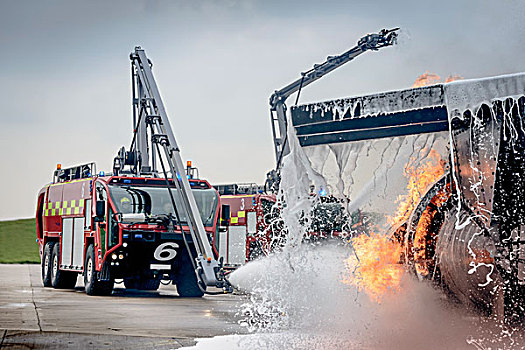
[269,28,399,166]
[130,47,226,289]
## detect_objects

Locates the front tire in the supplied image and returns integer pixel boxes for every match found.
[84,245,113,296]
[50,243,78,289]
[41,242,54,287]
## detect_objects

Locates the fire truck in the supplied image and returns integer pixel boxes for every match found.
[212,184,278,268]
[36,47,231,296]
[212,187,349,270]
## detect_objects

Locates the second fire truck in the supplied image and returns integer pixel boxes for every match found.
[213,184,278,268]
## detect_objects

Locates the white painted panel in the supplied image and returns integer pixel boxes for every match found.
[247,211,257,234]
[61,218,73,267]
[228,226,247,266]
[218,231,228,264]
[72,217,85,268]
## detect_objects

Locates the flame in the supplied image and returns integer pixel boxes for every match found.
[343,149,446,302]
[388,149,446,228]
[413,72,464,88]
[344,232,404,303]
[413,71,441,88]
[444,75,463,83]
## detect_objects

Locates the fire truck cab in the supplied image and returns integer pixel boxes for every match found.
[213,184,277,269]
[36,162,221,296]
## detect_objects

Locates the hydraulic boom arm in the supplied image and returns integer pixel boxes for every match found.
[269,28,399,167]
[119,47,229,291]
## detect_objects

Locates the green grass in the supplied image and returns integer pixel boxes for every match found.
[0,218,40,263]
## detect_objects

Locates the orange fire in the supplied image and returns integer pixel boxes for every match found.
[344,232,404,303]
[388,149,446,228]
[413,72,463,88]
[343,149,446,302]
[444,75,463,83]
[413,71,441,88]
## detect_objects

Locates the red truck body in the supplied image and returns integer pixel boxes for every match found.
[37,170,221,296]
[213,193,277,268]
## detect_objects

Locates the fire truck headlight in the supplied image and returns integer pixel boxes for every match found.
[123,242,128,248]
[111,253,117,260]
[118,254,124,260]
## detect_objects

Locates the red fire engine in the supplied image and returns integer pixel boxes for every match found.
[36,163,222,296]
[213,184,278,268]
[36,47,231,296]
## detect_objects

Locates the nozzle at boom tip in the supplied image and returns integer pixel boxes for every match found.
[358,27,400,50]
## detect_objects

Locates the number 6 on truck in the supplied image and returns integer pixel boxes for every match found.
[154,242,179,261]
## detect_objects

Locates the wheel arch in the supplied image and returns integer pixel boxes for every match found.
[404,172,451,277]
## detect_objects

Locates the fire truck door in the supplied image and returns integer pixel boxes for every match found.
[95,183,108,259]
[61,218,73,267]
[60,216,84,269]
[71,217,85,268]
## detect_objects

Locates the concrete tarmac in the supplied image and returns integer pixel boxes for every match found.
[0,264,246,349]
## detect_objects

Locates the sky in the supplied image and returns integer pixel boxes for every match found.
[1,0,524,220]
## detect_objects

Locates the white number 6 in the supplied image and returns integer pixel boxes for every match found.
[154,242,179,261]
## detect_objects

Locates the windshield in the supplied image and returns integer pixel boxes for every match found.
[108,185,219,227]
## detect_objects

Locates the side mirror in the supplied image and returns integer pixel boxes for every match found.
[221,204,230,226]
[95,200,105,220]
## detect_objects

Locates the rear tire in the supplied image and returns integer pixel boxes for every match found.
[41,242,54,287]
[84,245,113,296]
[50,243,78,289]
[124,278,160,291]
[176,250,204,298]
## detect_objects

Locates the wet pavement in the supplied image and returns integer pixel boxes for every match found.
[0,264,246,349]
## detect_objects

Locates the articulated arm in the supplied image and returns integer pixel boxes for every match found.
[269,28,399,166]
[128,47,229,290]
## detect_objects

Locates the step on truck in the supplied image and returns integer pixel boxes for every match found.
[36,47,231,296]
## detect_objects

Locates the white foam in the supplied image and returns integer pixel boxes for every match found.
[444,72,525,114]
[182,332,366,350]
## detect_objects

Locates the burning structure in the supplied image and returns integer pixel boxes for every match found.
[289,73,525,322]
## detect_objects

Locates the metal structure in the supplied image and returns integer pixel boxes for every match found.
[269,28,399,168]
[290,73,525,322]
[115,47,229,290]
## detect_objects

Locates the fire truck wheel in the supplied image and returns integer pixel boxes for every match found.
[50,243,78,289]
[124,278,160,291]
[176,251,204,298]
[41,242,54,287]
[84,245,113,296]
